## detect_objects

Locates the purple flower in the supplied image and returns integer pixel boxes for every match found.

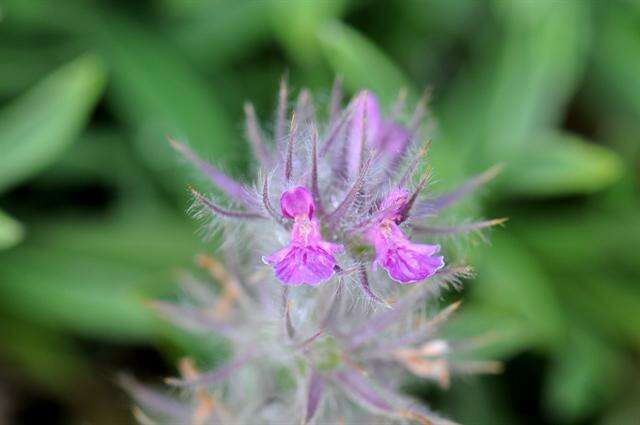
[365,189,444,284]
[263,186,343,286]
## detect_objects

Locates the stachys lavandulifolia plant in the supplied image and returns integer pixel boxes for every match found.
[122,77,505,424]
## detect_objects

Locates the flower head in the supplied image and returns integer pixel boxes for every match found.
[172,82,503,291]
[124,78,504,425]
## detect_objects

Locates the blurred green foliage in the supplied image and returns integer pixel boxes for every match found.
[0,1,638,424]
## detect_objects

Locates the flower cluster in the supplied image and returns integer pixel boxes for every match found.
[123,78,503,424]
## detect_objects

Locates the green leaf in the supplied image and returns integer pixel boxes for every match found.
[560,277,640,348]
[0,0,97,34]
[317,21,416,104]
[443,305,538,360]
[0,245,170,341]
[473,233,567,345]
[503,131,623,196]
[484,0,590,160]
[170,1,273,69]
[0,209,23,250]
[97,15,241,193]
[0,42,65,98]
[544,330,623,422]
[592,2,640,120]
[440,1,590,165]
[31,130,152,191]
[511,205,640,272]
[0,203,202,341]
[270,0,347,67]
[399,0,477,37]
[0,54,106,193]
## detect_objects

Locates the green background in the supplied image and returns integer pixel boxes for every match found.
[0,1,638,424]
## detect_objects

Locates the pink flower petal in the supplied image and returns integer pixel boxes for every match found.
[366,213,444,284]
[266,186,343,286]
[376,242,444,284]
[263,244,339,286]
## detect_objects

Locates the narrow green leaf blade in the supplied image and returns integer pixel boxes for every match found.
[0,245,171,341]
[0,54,106,193]
[503,131,623,196]
[592,2,640,120]
[270,0,347,67]
[474,233,567,345]
[170,1,272,68]
[0,201,202,341]
[444,305,538,360]
[440,1,590,165]
[0,209,24,250]
[545,330,623,422]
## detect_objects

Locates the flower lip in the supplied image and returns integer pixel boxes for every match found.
[265,186,343,285]
[262,241,343,286]
[262,218,344,286]
[364,189,445,284]
[280,186,315,220]
[368,219,444,284]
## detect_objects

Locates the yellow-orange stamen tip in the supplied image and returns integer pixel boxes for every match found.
[489,217,509,226]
